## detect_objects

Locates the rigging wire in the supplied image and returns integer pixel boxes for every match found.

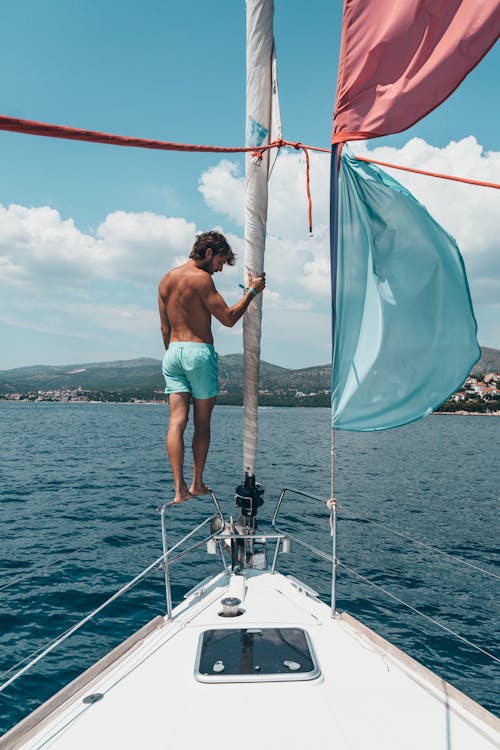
[0,543,91,593]
[338,505,500,581]
[0,541,158,594]
[0,620,86,685]
[0,554,164,692]
[338,561,500,664]
[267,143,281,179]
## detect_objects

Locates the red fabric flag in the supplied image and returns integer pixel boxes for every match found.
[332,0,500,143]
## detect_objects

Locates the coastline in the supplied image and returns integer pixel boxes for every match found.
[436,410,500,416]
[1,400,499,415]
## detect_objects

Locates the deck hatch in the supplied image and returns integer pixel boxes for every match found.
[195,627,320,683]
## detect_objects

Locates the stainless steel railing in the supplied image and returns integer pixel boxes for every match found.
[0,487,335,693]
[159,490,227,619]
[0,492,228,692]
[4,484,498,698]
[160,486,337,618]
[270,487,337,617]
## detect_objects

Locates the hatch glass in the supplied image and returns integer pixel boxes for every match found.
[195,627,320,683]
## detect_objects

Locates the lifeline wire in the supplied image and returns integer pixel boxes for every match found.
[338,505,500,581]
[0,619,86,685]
[0,553,165,692]
[0,511,216,688]
[0,542,91,593]
[338,561,500,664]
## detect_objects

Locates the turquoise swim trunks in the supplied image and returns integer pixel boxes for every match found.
[162,343,219,400]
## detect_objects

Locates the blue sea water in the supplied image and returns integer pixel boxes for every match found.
[0,402,498,734]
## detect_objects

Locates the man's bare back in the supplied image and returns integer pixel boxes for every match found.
[158,231,265,504]
[159,262,215,346]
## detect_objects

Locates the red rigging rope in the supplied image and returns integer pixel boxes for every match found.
[0,115,263,153]
[0,115,498,237]
[0,115,328,156]
[0,115,322,232]
[271,139,317,235]
[354,155,500,191]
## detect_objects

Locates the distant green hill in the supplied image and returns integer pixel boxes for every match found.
[0,358,163,392]
[471,346,500,376]
[0,347,498,394]
[0,355,330,394]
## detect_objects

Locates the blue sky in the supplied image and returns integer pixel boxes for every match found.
[1,1,499,370]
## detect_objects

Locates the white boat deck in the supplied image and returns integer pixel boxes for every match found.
[3,569,499,750]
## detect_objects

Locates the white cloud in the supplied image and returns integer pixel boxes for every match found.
[0,204,97,286]
[264,290,312,311]
[302,255,330,296]
[96,211,196,283]
[0,204,196,290]
[198,160,245,225]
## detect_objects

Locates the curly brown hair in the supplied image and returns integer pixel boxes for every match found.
[189,231,235,266]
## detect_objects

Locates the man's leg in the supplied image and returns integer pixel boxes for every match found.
[190,396,216,495]
[166,392,192,503]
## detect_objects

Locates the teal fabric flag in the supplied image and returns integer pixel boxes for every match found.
[331,148,480,431]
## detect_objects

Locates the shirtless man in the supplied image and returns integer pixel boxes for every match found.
[158,231,265,504]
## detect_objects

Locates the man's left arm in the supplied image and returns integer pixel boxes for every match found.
[158,288,171,349]
[202,274,265,328]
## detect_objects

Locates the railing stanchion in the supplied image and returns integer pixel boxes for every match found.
[160,504,173,620]
[218,540,230,575]
[270,537,281,574]
[330,499,337,618]
[272,488,338,613]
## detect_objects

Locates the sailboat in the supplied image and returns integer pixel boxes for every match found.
[1,1,499,748]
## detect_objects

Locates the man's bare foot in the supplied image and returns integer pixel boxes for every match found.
[173,485,195,504]
[189,482,211,496]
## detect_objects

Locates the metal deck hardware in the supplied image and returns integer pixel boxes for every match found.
[160,486,335,617]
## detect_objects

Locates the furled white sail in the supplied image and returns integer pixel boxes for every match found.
[243,0,281,477]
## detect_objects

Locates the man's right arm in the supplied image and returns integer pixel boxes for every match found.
[202,273,265,328]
